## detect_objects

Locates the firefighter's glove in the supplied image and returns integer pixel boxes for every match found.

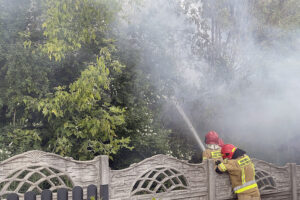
[215,167,223,174]
[215,160,223,174]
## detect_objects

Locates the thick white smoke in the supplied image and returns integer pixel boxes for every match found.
[117,0,300,165]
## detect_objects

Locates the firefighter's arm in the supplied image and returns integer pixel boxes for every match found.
[215,160,234,174]
[215,160,222,174]
[215,160,226,174]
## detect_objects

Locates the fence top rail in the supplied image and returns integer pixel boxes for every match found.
[111,154,206,172]
[252,158,296,170]
[110,154,300,173]
[0,150,105,165]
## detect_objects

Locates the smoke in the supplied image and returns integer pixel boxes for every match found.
[117,0,300,164]
[217,34,300,164]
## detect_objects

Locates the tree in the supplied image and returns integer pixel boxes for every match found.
[41,0,121,61]
[0,0,133,160]
[23,0,134,159]
[25,49,131,159]
[109,59,172,168]
[0,0,48,157]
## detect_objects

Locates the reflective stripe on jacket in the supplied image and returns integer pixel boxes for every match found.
[202,149,223,161]
[234,180,257,193]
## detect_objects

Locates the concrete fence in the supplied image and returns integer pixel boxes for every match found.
[110,155,299,200]
[0,150,298,200]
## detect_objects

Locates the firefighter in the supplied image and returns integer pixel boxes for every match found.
[215,144,261,200]
[202,131,224,161]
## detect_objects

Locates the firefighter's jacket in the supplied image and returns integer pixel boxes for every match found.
[217,155,260,195]
[202,149,223,161]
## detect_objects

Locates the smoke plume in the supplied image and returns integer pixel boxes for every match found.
[117,0,300,165]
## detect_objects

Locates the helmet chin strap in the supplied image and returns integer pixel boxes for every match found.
[206,144,221,150]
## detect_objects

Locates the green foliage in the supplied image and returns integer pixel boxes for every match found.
[0,0,51,160]
[0,126,41,158]
[252,0,300,29]
[89,196,95,200]
[250,0,300,45]
[0,45,50,116]
[109,42,172,168]
[0,0,133,161]
[42,0,121,61]
[25,49,131,159]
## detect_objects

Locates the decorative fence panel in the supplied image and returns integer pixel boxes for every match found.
[0,151,108,200]
[0,151,299,200]
[110,154,208,200]
[110,155,300,200]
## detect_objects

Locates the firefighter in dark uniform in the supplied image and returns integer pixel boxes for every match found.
[215,144,261,200]
[202,131,224,162]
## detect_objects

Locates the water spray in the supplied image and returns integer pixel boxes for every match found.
[168,97,206,151]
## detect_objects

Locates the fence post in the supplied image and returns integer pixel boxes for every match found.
[41,189,52,200]
[24,191,36,200]
[57,188,68,200]
[99,155,109,200]
[87,185,97,200]
[207,159,216,200]
[290,163,298,200]
[7,193,19,200]
[72,186,83,200]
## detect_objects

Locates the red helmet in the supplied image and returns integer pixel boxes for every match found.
[221,144,237,159]
[205,131,219,144]
[218,138,224,147]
